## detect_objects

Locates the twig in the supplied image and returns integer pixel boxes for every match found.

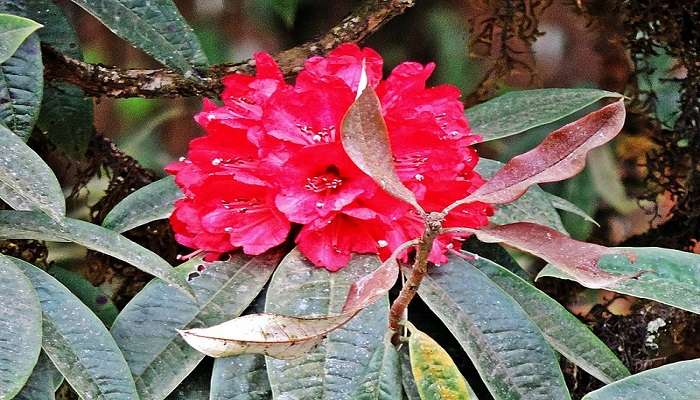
[42,0,416,99]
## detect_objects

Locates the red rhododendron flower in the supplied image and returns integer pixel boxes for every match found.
[167,44,493,271]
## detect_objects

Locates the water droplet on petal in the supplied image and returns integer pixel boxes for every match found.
[415,174,424,182]
[377,240,388,248]
[315,201,325,209]
[211,158,222,166]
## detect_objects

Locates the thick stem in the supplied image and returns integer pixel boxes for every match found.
[388,213,442,331]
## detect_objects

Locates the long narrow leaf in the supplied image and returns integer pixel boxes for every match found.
[102,176,182,232]
[68,0,207,73]
[537,246,700,315]
[180,247,401,360]
[467,88,622,142]
[0,126,65,220]
[408,325,477,400]
[470,222,630,288]
[582,359,700,400]
[11,257,139,400]
[465,251,629,383]
[0,210,191,294]
[0,254,42,400]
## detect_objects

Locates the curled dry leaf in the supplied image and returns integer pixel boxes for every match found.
[341,85,424,213]
[178,313,354,359]
[467,222,638,288]
[179,245,409,359]
[452,99,625,208]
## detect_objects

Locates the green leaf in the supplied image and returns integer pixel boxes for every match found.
[0,33,42,140]
[0,13,41,64]
[265,249,390,400]
[13,352,63,400]
[11,256,139,400]
[351,333,402,400]
[0,125,65,220]
[466,252,629,384]
[111,251,281,400]
[476,158,567,233]
[408,325,476,400]
[0,254,42,400]
[537,247,700,314]
[588,145,637,214]
[102,176,182,233]
[582,359,700,400]
[0,210,191,294]
[545,192,598,226]
[271,0,298,27]
[8,0,96,157]
[467,89,622,142]
[47,265,119,328]
[418,254,571,400]
[68,0,207,73]
[211,355,271,400]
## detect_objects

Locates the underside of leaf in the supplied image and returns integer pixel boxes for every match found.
[471,222,638,288]
[461,99,626,205]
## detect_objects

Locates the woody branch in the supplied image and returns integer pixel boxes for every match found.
[42,0,415,99]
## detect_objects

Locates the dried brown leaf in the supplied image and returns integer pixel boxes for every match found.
[179,244,414,359]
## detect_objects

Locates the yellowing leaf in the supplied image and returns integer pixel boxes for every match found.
[408,325,475,400]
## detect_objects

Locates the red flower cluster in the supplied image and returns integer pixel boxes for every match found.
[167,44,493,271]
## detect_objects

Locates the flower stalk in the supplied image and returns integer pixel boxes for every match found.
[388,212,444,332]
